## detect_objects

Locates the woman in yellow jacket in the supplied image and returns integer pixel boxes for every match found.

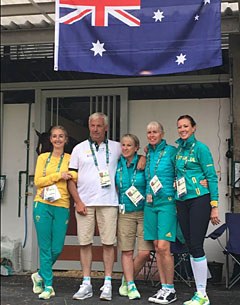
[31,126,77,300]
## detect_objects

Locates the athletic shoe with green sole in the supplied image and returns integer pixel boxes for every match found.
[119,280,128,297]
[183,292,210,305]
[39,286,55,300]
[31,272,43,294]
[128,285,141,300]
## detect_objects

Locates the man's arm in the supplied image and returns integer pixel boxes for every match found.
[67,179,87,215]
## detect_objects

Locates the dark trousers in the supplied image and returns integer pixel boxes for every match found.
[176,194,211,258]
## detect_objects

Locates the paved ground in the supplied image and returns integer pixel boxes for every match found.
[1,274,240,305]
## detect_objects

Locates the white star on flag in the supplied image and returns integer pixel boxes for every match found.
[204,0,210,5]
[195,15,199,21]
[153,10,165,22]
[176,53,187,65]
[91,40,106,57]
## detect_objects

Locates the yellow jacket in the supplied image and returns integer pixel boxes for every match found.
[34,152,77,208]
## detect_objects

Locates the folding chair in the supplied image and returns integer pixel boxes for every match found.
[206,212,240,289]
[144,250,158,286]
[144,240,192,287]
[171,240,192,287]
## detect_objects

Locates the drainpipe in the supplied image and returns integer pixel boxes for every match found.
[18,103,32,248]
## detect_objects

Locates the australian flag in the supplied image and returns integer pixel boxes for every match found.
[54,0,222,76]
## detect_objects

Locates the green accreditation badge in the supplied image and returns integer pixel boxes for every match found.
[150,175,163,194]
[176,177,187,198]
[99,170,111,188]
[125,185,144,206]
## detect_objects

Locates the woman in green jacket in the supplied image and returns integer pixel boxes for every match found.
[116,134,152,300]
[175,115,220,305]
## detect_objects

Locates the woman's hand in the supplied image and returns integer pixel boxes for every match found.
[200,179,208,188]
[137,155,146,170]
[61,171,73,181]
[210,207,221,225]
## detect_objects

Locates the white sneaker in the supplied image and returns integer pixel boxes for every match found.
[100,284,112,301]
[148,289,166,303]
[72,283,93,300]
[154,289,177,304]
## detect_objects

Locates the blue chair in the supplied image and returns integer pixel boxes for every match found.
[207,212,240,289]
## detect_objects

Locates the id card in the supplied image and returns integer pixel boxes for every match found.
[43,184,61,202]
[146,194,153,204]
[150,175,162,194]
[99,170,111,187]
[125,186,144,206]
[176,177,187,198]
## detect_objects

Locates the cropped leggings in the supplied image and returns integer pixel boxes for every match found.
[176,194,211,258]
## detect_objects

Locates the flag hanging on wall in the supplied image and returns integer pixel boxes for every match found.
[54,0,222,76]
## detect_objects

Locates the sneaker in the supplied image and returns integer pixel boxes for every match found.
[128,285,141,300]
[72,284,93,300]
[183,292,210,305]
[154,289,177,304]
[38,286,55,300]
[148,289,166,303]
[31,272,43,294]
[100,284,112,301]
[119,280,128,297]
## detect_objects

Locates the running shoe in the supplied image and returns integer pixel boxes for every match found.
[100,284,112,301]
[31,272,43,294]
[183,292,210,305]
[154,289,177,304]
[128,284,141,300]
[148,289,166,303]
[38,286,55,300]
[119,279,128,297]
[72,283,93,300]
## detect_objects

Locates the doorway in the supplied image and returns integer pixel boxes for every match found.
[41,88,128,271]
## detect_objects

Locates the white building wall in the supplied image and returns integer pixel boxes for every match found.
[1,104,36,271]
[1,98,231,272]
[129,98,231,264]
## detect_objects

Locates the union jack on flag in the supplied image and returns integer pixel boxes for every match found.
[54,0,222,76]
[59,0,141,26]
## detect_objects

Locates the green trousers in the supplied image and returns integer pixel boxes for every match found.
[33,201,69,287]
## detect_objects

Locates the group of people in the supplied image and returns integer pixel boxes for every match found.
[31,112,220,305]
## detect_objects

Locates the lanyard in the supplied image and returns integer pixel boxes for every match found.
[89,140,109,171]
[43,152,64,177]
[146,149,165,182]
[119,164,137,204]
[175,142,196,175]
[119,167,137,190]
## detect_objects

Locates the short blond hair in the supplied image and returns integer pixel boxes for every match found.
[121,134,140,149]
[147,121,164,133]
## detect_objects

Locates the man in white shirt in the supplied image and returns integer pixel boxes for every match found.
[68,112,121,301]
